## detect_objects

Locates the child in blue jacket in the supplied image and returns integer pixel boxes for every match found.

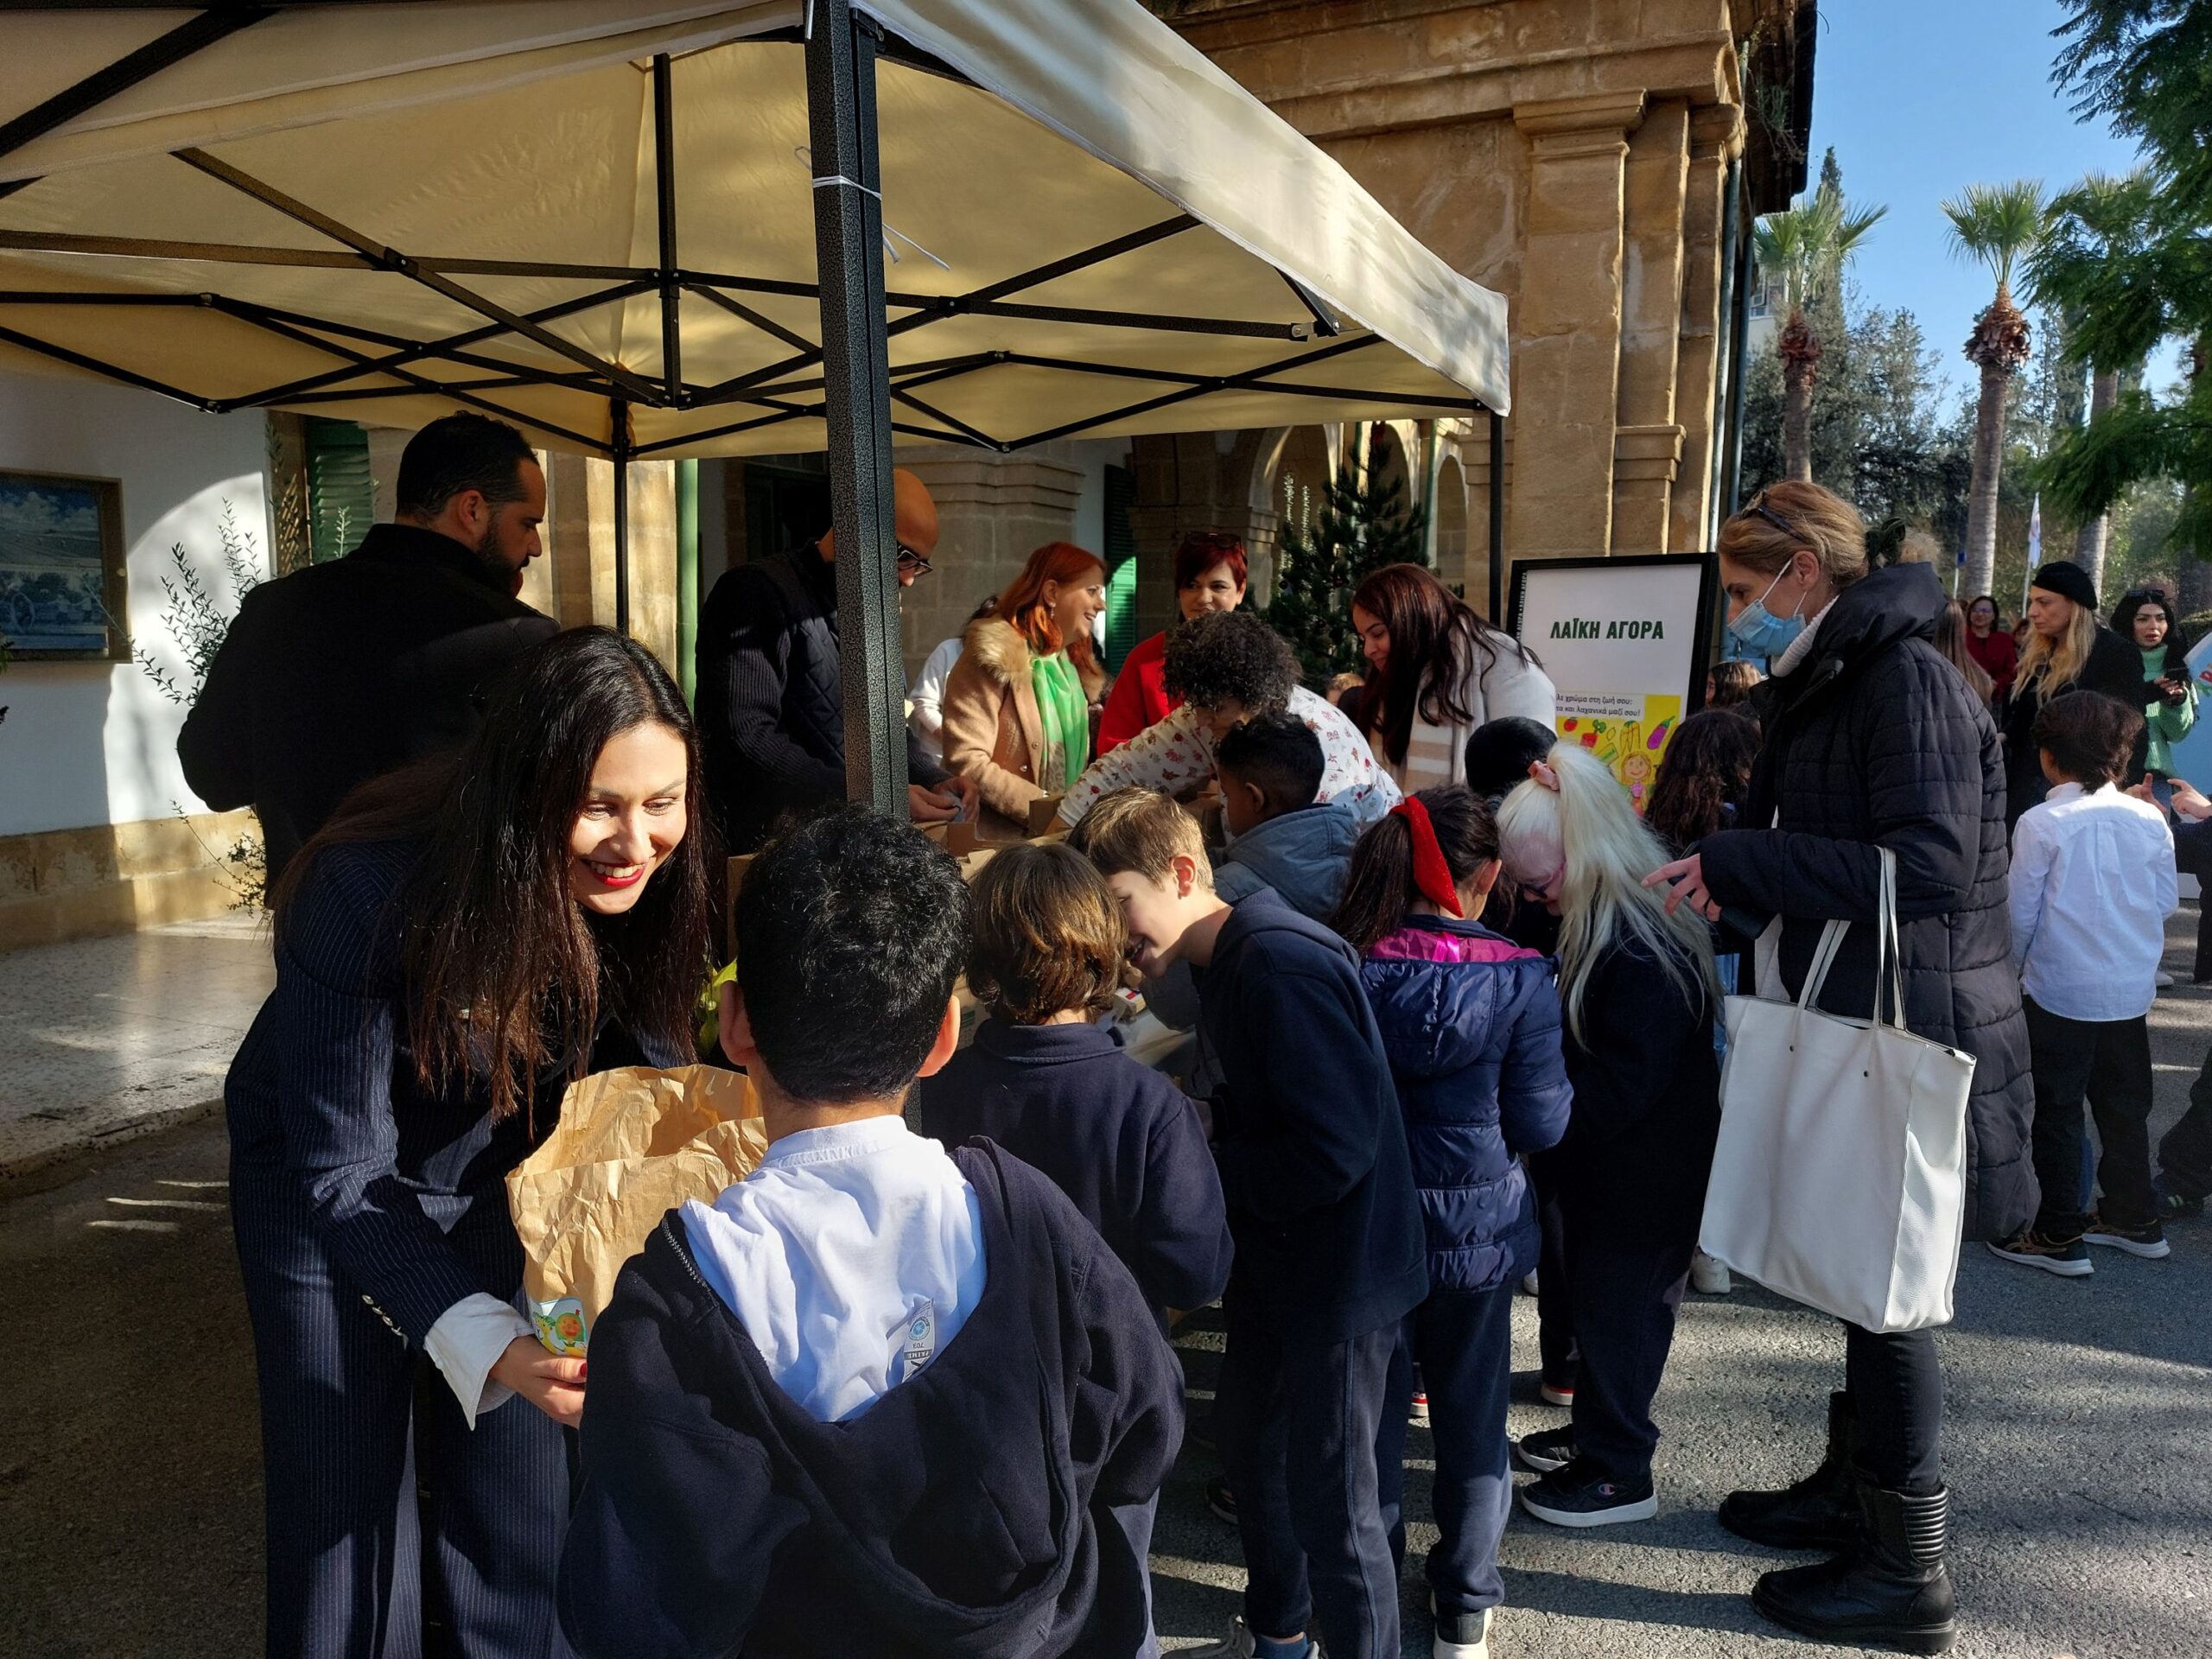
[1338,787,1573,1659]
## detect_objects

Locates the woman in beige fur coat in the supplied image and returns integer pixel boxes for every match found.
[941,542,1109,840]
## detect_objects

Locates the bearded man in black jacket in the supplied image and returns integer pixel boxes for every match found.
[178,413,557,880]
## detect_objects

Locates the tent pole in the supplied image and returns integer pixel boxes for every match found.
[806,0,906,818]
[611,397,631,636]
[677,459,699,702]
[1487,407,1505,625]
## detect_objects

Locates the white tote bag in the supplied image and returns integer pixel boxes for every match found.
[1700,849,1974,1332]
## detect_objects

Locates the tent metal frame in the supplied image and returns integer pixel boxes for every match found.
[0,0,1506,813]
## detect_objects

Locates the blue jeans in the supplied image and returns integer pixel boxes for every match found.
[1376,1284,1515,1617]
[1215,1287,1401,1659]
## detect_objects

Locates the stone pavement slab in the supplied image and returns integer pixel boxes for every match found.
[0,912,272,1178]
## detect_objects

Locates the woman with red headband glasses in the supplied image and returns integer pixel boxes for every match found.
[1335,786,1571,1659]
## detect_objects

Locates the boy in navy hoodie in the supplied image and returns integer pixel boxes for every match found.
[1074,788,1427,1659]
[560,809,1185,1659]
[921,839,1234,1656]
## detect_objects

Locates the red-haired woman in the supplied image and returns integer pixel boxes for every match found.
[1351,563,1555,791]
[1096,530,1249,753]
[942,542,1109,838]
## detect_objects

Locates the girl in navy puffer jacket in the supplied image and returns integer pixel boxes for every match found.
[1337,785,1572,1657]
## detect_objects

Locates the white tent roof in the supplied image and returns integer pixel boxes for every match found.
[0,0,1509,461]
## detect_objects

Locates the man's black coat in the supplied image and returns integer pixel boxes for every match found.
[178,524,555,879]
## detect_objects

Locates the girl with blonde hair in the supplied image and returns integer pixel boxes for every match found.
[2003,561,2139,823]
[1493,742,1719,1531]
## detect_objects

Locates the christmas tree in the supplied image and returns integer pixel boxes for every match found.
[1264,429,1430,684]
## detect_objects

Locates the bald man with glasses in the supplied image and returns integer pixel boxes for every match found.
[697,467,976,851]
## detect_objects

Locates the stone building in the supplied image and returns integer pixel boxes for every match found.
[721,0,1815,671]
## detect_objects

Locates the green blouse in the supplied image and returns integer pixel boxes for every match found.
[2140,645,2199,776]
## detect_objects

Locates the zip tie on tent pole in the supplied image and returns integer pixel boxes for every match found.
[797,147,951,270]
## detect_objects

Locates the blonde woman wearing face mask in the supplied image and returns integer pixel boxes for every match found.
[1645,481,2031,1656]
[2001,562,2142,826]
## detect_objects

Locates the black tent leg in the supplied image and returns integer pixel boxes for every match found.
[612,397,631,634]
[806,0,906,818]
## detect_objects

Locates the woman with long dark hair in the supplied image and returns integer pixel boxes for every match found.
[1351,563,1554,792]
[1933,601,1996,709]
[227,626,713,1657]
[2110,584,2198,786]
[941,541,1109,839]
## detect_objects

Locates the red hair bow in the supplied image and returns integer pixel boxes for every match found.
[1390,797,1461,917]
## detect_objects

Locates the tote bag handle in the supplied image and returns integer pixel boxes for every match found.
[1793,849,1907,1028]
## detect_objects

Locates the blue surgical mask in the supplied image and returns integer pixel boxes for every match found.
[1726,566,1807,658]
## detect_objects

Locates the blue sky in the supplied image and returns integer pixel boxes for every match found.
[1804,0,2173,397]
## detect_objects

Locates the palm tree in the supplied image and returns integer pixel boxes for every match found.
[1754,184,1886,481]
[1944,180,2049,599]
[2026,168,2157,589]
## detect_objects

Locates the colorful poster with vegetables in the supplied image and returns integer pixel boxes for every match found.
[1507,556,1714,817]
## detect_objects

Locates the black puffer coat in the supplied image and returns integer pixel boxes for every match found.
[1701,563,2037,1244]
[2000,623,2144,823]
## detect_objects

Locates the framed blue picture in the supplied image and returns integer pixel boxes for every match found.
[0,470,127,661]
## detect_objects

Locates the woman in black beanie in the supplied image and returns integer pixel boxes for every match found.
[2002,562,2143,826]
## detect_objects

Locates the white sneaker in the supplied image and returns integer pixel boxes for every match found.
[1689,1251,1732,1295]
[1431,1598,1491,1659]
[2155,969,2177,988]
[1518,1270,1539,1297]
[1185,1618,1317,1658]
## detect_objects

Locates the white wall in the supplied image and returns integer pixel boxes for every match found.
[1068,438,1125,556]
[0,371,271,837]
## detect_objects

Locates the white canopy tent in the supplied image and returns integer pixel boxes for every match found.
[0,0,1511,810]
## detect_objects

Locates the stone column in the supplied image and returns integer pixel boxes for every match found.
[893,443,1086,677]
[1459,425,1509,620]
[1611,99,1690,552]
[1509,92,1644,563]
[1672,104,1743,554]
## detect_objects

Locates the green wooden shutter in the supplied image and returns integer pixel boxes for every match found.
[1102,464,1137,671]
[305,416,373,564]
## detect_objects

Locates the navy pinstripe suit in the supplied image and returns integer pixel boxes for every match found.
[226,838,680,1658]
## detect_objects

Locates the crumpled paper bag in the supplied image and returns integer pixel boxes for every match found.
[506,1065,766,1355]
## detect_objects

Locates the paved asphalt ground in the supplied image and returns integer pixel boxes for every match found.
[4,917,2208,1659]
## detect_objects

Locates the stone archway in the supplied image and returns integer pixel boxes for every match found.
[1433,452,1469,591]
[1365,421,1412,512]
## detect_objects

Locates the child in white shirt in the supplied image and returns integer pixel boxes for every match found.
[1991,692,2177,1277]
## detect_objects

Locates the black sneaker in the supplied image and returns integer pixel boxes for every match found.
[2083,1215,2171,1258]
[1205,1478,1238,1524]
[1514,1427,1575,1473]
[2155,1183,2204,1222]
[1519,1460,1658,1528]
[1986,1227,2093,1277]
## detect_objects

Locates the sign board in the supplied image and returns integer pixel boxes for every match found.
[1507,554,1719,814]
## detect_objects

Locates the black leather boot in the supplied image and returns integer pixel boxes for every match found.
[1751,1483,1959,1654]
[1719,1391,1863,1550]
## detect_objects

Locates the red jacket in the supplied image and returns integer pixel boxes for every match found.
[1096,630,1181,754]
[1964,627,2017,696]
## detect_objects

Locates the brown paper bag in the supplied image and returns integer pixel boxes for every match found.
[506,1065,766,1355]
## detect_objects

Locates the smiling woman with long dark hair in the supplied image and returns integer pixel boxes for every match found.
[1351,563,1554,791]
[226,626,713,1658]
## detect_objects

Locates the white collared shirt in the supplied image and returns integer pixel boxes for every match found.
[681,1116,986,1422]
[2009,781,2177,1022]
